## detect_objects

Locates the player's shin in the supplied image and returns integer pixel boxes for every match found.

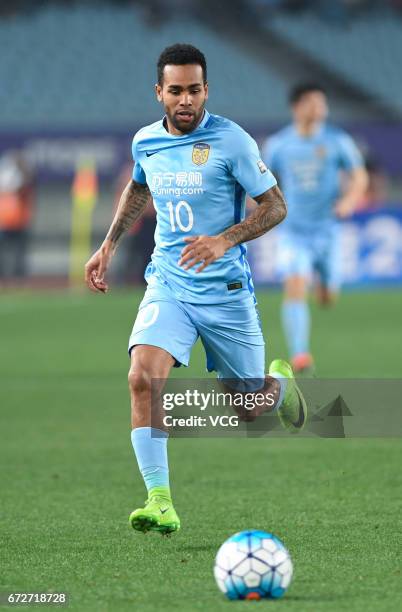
[131,427,171,500]
[129,427,180,534]
[281,299,312,368]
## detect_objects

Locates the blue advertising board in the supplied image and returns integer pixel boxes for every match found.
[0,122,401,180]
[248,209,402,287]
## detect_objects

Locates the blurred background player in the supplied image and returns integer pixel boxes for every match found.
[0,150,35,282]
[263,83,368,374]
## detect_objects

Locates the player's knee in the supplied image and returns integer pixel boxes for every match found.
[284,276,307,300]
[128,367,151,397]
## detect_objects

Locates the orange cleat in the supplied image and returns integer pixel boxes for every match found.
[291,352,314,375]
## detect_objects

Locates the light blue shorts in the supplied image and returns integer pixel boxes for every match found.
[276,225,341,291]
[128,277,265,389]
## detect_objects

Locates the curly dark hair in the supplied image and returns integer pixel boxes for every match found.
[157,43,207,84]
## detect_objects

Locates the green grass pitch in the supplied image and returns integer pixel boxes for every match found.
[1,288,401,611]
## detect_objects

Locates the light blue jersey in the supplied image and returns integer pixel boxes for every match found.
[132,110,276,303]
[262,123,363,232]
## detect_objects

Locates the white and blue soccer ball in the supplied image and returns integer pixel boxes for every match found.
[214,530,293,600]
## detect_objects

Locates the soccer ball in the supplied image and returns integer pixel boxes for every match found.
[213,530,293,600]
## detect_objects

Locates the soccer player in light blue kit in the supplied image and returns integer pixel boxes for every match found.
[85,45,307,535]
[263,84,368,373]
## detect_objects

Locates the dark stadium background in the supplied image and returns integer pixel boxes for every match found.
[1,2,401,611]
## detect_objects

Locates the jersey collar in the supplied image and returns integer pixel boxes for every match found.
[198,109,210,129]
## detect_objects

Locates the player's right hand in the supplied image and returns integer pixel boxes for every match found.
[84,240,114,293]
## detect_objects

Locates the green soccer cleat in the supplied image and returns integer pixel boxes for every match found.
[129,487,180,535]
[269,359,308,433]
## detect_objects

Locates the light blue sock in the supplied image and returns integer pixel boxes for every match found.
[281,300,310,358]
[131,427,170,493]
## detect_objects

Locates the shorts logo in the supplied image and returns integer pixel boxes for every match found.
[192,143,210,165]
[136,303,159,329]
[257,159,267,174]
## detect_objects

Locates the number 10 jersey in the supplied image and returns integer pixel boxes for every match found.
[132,110,276,303]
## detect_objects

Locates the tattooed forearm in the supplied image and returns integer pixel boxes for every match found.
[106,179,151,246]
[222,185,287,247]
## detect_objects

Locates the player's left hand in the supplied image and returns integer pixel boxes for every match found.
[179,235,232,273]
[334,197,355,219]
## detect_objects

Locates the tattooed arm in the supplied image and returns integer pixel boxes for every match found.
[85,179,151,293]
[179,185,287,273]
[106,179,151,247]
[222,184,286,246]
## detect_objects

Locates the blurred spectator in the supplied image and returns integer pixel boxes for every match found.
[113,162,156,285]
[0,151,35,280]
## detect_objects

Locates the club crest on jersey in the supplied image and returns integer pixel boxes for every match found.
[192,142,210,165]
[316,145,327,158]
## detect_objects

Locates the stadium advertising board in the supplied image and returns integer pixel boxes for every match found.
[248,209,402,287]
